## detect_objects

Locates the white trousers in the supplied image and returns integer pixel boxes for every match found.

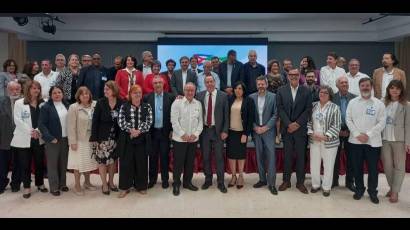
[309,141,338,191]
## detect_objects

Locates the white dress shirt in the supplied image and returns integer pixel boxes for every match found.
[171,97,203,142]
[320,65,346,93]
[182,70,188,89]
[257,94,266,126]
[347,71,370,96]
[204,89,217,126]
[197,71,221,92]
[142,64,152,79]
[34,71,58,99]
[291,85,299,101]
[382,101,399,141]
[54,101,68,138]
[382,69,394,98]
[346,96,386,147]
[227,64,233,87]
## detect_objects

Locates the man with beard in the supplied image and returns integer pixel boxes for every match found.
[346,78,385,204]
[372,52,406,99]
[305,69,320,102]
[0,81,22,194]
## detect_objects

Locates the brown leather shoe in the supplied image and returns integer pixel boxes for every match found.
[296,184,309,194]
[278,182,291,191]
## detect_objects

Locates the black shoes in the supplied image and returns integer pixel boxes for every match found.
[323,191,330,197]
[217,183,227,193]
[102,187,110,195]
[183,183,198,191]
[38,186,48,193]
[201,181,212,190]
[162,181,169,189]
[253,181,267,188]
[311,187,320,193]
[148,182,156,189]
[60,186,69,192]
[172,185,180,196]
[353,193,363,200]
[51,191,61,196]
[11,187,20,193]
[269,186,278,195]
[370,195,379,204]
[23,193,31,199]
[110,186,119,192]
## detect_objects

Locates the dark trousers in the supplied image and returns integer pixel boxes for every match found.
[45,138,69,192]
[350,143,381,196]
[201,126,225,184]
[283,132,307,185]
[119,138,148,191]
[15,142,45,189]
[0,148,21,191]
[333,137,354,186]
[172,141,196,187]
[148,129,170,184]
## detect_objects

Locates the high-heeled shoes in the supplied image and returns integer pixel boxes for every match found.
[102,186,110,195]
[228,175,237,187]
[37,185,48,193]
[236,174,244,189]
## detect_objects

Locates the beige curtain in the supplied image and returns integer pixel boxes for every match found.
[8,33,27,72]
[395,37,410,100]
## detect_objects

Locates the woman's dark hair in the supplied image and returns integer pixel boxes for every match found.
[3,59,18,73]
[385,79,407,105]
[267,59,281,73]
[165,59,176,66]
[48,85,64,99]
[319,85,334,101]
[22,61,39,79]
[122,55,138,69]
[301,56,316,72]
[232,81,246,99]
[327,52,338,60]
[23,80,42,104]
[384,52,399,67]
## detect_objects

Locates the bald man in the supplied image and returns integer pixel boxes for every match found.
[77,53,110,99]
[244,50,266,95]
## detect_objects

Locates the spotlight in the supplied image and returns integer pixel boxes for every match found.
[13,17,28,26]
[41,19,56,35]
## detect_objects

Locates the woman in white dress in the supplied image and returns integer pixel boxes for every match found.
[67,86,98,195]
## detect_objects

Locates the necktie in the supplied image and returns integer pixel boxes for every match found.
[207,92,212,126]
[129,72,135,86]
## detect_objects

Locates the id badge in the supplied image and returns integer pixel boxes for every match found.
[386,116,394,125]
[366,106,376,116]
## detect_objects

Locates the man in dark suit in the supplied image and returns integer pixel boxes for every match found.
[196,75,229,193]
[305,69,320,102]
[77,53,110,99]
[219,50,244,96]
[107,56,123,81]
[189,56,203,76]
[144,76,175,189]
[0,81,22,194]
[171,56,198,98]
[136,51,154,79]
[277,68,313,194]
[249,76,278,195]
[332,75,356,191]
[244,50,266,95]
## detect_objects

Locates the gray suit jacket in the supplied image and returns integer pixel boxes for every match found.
[196,90,229,135]
[249,91,277,130]
[332,92,356,130]
[390,101,410,145]
[0,96,15,150]
[171,69,198,96]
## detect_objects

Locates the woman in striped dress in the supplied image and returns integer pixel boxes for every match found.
[67,86,98,195]
[307,85,341,197]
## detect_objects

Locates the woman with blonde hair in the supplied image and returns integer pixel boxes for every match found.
[67,86,98,195]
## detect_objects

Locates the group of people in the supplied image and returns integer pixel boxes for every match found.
[0,49,408,205]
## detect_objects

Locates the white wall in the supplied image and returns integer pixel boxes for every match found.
[0,31,8,65]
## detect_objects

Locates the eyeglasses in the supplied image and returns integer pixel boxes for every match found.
[319,91,329,95]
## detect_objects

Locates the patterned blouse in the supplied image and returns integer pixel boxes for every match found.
[55,67,79,102]
[118,101,153,134]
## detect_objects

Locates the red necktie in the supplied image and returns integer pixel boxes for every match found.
[207,92,212,126]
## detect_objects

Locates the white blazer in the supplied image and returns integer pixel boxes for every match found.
[10,98,44,148]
